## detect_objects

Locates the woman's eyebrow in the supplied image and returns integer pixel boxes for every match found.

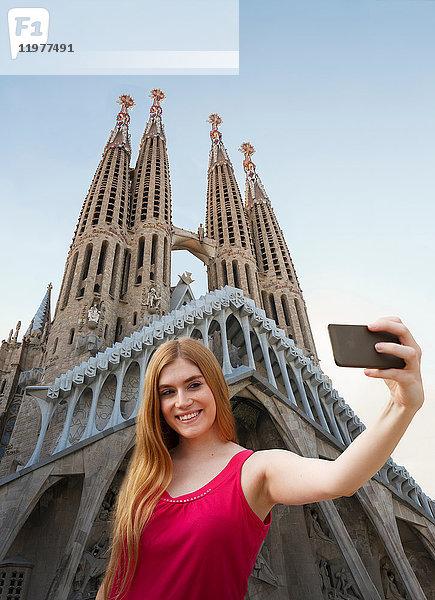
[158,373,204,389]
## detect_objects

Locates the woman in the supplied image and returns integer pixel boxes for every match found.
[97,316,424,600]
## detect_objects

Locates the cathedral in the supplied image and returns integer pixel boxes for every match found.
[0,90,433,600]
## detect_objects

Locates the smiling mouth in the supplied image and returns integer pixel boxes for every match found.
[176,410,202,422]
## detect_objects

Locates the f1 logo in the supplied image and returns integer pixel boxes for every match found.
[8,8,50,59]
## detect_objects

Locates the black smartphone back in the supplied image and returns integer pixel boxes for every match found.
[328,324,406,369]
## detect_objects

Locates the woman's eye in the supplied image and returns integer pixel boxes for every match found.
[189,382,201,389]
[160,389,173,396]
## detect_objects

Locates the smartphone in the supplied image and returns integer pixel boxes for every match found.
[328,324,406,369]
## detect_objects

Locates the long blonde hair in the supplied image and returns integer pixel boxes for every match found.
[102,337,237,599]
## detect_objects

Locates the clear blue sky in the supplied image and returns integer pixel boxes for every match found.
[1,0,434,495]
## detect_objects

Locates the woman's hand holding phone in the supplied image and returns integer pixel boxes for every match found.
[365,317,424,414]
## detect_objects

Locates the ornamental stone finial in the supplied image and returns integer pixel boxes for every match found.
[116,93,135,126]
[239,142,256,180]
[207,113,223,143]
[149,89,165,117]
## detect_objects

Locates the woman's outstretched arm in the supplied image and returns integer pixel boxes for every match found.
[248,317,424,509]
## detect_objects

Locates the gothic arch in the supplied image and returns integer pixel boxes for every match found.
[69,388,93,445]
[4,475,84,600]
[96,374,117,431]
[226,314,247,369]
[120,362,140,420]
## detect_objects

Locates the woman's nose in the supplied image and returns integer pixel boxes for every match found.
[175,390,193,408]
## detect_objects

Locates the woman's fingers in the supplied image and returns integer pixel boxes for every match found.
[368,318,421,358]
[375,342,420,366]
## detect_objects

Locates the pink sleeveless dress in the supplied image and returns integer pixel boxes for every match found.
[114,449,271,599]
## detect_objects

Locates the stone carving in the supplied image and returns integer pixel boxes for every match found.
[76,333,104,357]
[252,543,280,587]
[143,286,161,314]
[198,223,204,241]
[308,508,335,542]
[98,484,119,521]
[382,565,406,600]
[318,559,332,591]
[78,307,87,333]
[70,533,110,599]
[334,568,360,599]
[87,304,101,329]
[318,561,360,600]
[7,329,13,343]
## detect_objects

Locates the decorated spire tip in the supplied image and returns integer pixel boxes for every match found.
[149,88,166,117]
[47,282,53,290]
[207,113,223,143]
[116,93,135,125]
[239,142,256,179]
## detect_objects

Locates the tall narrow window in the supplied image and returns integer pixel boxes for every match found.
[261,290,269,314]
[222,261,228,286]
[62,252,78,308]
[97,241,108,275]
[245,264,252,296]
[269,294,279,323]
[120,250,131,299]
[232,261,240,288]
[281,295,291,327]
[163,237,168,285]
[136,237,145,284]
[151,234,157,266]
[115,318,122,342]
[76,244,93,298]
[109,245,120,297]
[69,329,75,345]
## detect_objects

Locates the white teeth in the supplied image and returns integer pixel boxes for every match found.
[177,411,200,422]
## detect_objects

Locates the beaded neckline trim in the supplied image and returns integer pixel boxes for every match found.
[161,488,213,503]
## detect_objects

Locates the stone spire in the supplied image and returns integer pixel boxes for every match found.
[240,143,318,361]
[205,116,261,306]
[130,89,171,230]
[24,283,52,341]
[127,89,172,324]
[72,94,134,243]
[44,95,135,382]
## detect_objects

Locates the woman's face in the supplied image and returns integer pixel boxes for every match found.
[158,357,218,439]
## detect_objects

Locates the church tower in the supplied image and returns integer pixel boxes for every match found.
[205,115,261,306]
[44,95,135,383]
[127,89,172,326]
[240,143,318,361]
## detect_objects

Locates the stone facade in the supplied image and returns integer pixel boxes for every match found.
[0,92,433,599]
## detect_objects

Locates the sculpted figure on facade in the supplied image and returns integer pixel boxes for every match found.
[334,567,360,599]
[252,543,280,587]
[87,304,101,328]
[382,565,407,600]
[144,286,161,314]
[308,508,335,542]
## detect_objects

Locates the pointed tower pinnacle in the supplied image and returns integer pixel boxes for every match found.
[103,93,135,156]
[128,89,172,325]
[240,143,318,362]
[45,95,135,382]
[24,283,52,341]
[72,94,134,243]
[205,116,260,305]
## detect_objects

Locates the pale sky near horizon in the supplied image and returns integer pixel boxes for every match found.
[1,0,434,498]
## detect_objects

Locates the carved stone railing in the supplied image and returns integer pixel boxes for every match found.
[15,286,434,521]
